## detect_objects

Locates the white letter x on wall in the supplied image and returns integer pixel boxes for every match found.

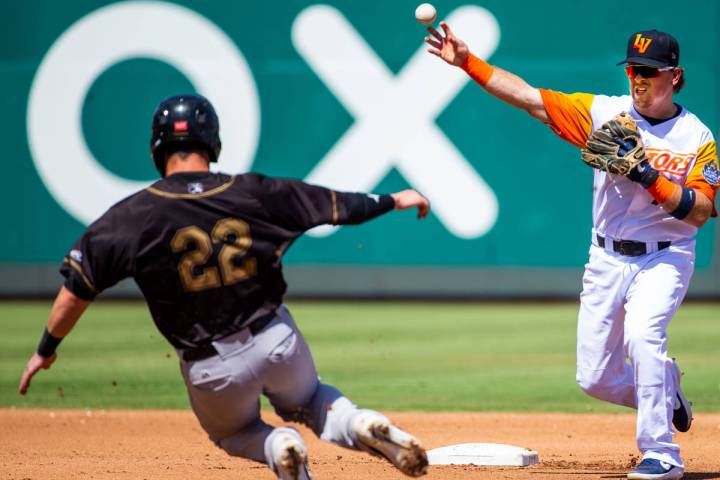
[292,5,500,239]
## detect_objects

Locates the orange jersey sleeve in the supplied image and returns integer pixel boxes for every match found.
[685,139,719,216]
[539,90,594,148]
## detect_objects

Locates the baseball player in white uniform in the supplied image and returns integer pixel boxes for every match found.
[426,26,719,480]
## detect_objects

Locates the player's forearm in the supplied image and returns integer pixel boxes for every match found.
[657,189,711,227]
[642,174,712,227]
[484,67,547,119]
[675,190,712,227]
[35,287,90,358]
[334,192,395,225]
[462,54,549,123]
[46,286,90,338]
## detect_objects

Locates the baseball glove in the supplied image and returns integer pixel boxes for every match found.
[581,112,646,176]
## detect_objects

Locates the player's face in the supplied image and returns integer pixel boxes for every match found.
[625,65,677,110]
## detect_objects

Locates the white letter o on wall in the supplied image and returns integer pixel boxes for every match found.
[27,1,260,225]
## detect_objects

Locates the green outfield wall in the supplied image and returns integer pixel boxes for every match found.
[2,0,719,297]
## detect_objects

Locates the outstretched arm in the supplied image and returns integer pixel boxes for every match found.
[255,174,431,231]
[18,287,90,395]
[426,22,551,124]
[334,189,430,225]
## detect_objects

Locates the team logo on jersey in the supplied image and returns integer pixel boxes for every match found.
[188,182,204,194]
[69,249,83,262]
[633,34,652,54]
[702,160,720,185]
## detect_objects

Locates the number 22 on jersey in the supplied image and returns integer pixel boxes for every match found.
[171,218,257,292]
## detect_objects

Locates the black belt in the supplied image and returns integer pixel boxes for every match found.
[596,234,671,257]
[181,312,276,362]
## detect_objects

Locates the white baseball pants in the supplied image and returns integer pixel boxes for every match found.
[576,239,695,468]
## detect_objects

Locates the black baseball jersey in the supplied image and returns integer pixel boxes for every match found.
[60,172,394,349]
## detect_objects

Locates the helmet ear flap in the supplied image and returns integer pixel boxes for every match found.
[150,94,222,176]
[151,144,169,177]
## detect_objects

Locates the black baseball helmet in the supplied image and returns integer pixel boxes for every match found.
[150,93,221,176]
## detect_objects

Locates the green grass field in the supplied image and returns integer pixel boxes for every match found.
[2,301,718,412]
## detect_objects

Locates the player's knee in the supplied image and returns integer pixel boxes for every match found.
[215,420,273,462]
[274,383,323,426]
[576,377,599,398]
[576,369,614,400]
[276,382,358,446]
[624,326,664,360]
[218,436,263,461]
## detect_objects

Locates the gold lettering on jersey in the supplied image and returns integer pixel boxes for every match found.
[171,218,257,293]
[633,34,652,54]
[645,148,695,176]
[211,218,257,285]
[171,226,222,292]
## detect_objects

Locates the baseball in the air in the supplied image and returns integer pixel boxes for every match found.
[415,3,437,24]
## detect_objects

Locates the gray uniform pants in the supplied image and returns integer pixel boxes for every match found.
[178,306,364,464]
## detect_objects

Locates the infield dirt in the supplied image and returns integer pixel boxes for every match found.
[2,409,719,479]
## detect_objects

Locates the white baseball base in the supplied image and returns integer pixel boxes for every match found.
[427,443,539,466]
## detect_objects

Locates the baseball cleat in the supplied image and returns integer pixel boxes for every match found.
[352,411,428,477]
[270,431,312,480]
[671,358,693,432]
[627,458,684,480]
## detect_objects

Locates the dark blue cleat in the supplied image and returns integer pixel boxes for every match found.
[672,359,693,432]
[627,458,684,480]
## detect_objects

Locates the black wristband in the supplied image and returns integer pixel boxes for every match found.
[628,160,659,189]
[670,187,696,220]
[638,167,659,189]
[37,327,62,358]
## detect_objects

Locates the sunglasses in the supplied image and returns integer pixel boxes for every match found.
[624,65,675,79]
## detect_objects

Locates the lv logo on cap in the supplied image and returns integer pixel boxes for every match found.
[633,34,652,54]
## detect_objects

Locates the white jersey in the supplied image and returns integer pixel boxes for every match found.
[540,90,719,243]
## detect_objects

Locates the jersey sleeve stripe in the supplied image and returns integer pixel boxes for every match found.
[63,258,98,293]
[539,90,594,148]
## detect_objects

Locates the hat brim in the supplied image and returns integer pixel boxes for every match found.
[616,56,672,67]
